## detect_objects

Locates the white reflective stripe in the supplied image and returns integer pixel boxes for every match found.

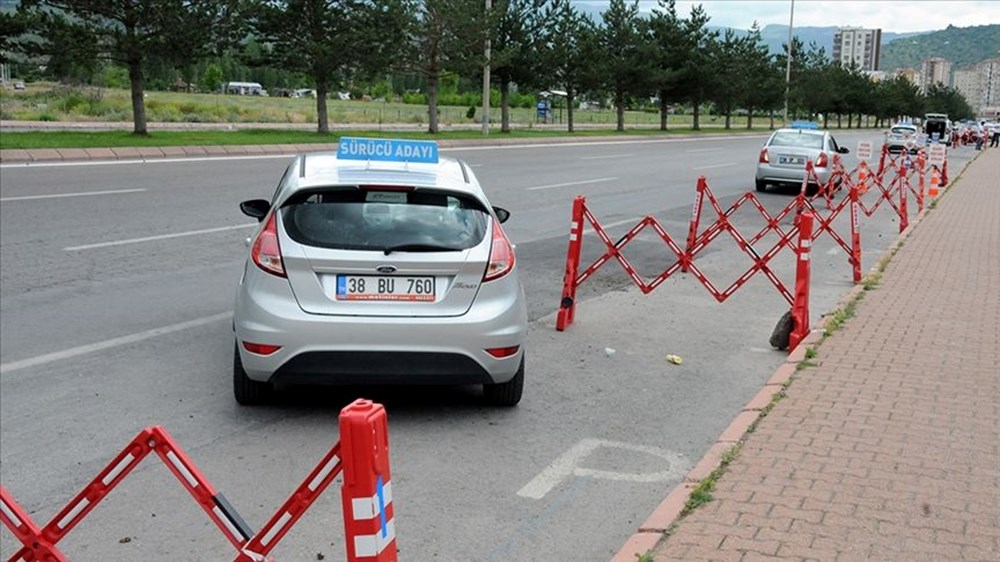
[308,455,340,492]
[212,505,245,542]
[102,453,136,486]
[800,254,811,262]
[1,499,23,528]
[354,519,396,557]
[166,451,198,488]
[57,498,90,529]
[569,233,578,242]
[801,239,812,248]
[260,512,291,547]
[351,481,393,520]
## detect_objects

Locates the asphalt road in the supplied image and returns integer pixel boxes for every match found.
[0,133,975,560]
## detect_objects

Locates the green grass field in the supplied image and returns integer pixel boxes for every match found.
[0,82,871,149]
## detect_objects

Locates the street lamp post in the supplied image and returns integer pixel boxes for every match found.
[783,0,795,126]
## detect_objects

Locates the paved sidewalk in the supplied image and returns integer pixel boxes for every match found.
[616,147,1000,561]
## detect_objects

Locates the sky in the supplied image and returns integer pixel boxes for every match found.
[574,1,1000,33]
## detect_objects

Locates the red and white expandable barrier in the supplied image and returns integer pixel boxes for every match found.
[0,399,397,562]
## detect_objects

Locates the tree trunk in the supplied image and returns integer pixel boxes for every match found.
[659,90,669,130]
[500,80,511,133]
[823,114,829,129]
[724,108,731,130]
[567,89,575,133]
[128,60,147,136]
[746,106,754,129]
[427,72,440,134]
[837,114,842,128]
[315,78,329,135]
[692,98,701,130]
[615,91,625,132]
[769,110,775,130]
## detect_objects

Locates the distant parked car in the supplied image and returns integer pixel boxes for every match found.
[884,123,920,154]
[755,123,850,193]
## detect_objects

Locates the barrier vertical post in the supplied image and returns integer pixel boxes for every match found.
[849,183,862,284]
[340,399,396,562]
[683,177,707,273]
[875,143,888,178]
[898,161,909,234]
[556,196,586,331]
[789,212,814,351]
[917,151,926,212]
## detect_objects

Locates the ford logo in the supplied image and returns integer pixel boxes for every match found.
[376,265,397,274]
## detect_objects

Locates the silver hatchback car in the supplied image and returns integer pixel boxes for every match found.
[755,123,849,193]
[232,138,527,406]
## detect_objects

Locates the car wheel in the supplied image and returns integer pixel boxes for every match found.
[755,179,767,192]
[483,357,524,407]
[234,343,274,405]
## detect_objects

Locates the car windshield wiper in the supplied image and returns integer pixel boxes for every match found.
[381,244,463,255]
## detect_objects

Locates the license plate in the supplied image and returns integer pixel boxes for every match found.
[336,275,435,301]
[778,156,805,165]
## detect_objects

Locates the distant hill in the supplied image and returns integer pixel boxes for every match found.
[879,24,1000,71]
[749,25,923,57]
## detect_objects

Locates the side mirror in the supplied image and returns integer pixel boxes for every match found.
[240,199,271,221]
[838,146,850,154]
[493,206,511,224]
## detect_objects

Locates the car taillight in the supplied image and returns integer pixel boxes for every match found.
[485,345,520,358]
[759,149,769,163]
[242,341,282,355]
[815,152,828,168]
[251,212,285,277]
[483,221,515,282]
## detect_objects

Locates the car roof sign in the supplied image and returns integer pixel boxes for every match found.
[337,137,439,164]
[790,120,819,130]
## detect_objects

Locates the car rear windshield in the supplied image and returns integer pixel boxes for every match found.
[891,126,916,135]
[280,186,489,252]
[769,132,824,149]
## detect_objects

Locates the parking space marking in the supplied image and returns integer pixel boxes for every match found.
[0,188,147,202]
[64,223,258,251]
[517,438,687,500]
[693,162,738,170]
[0,312,232,374]
[526,177,617,191]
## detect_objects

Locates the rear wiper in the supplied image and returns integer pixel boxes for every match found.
[381,244,463,255]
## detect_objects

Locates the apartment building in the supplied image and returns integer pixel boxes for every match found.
[920,58,952,92]
[833,27,883,71]
[953,58,1000,117]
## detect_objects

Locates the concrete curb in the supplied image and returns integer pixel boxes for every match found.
[609,153,973,562]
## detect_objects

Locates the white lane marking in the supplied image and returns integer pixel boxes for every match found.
[0,312,232,374]
[583,216,645,234]
[517,438,688,500]
[65,223,258,251]
[526,177,617,191]
[579,154,631,160]
[686,148,723,153]
[0,188,147,202]
[693,162,738,170]
[0,154,295,169]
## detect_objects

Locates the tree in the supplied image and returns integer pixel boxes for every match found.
[201,62,223,93]
[740,23,781,129]
[251,0,411,134]
[674,4,716,130]
[647,0,683,130]
[707,28,744,129]
[487,0,549,133]
[598,0,649,131]
[15,1,239,135]
[538,0,600,132]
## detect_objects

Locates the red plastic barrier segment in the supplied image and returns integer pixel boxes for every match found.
[1,485,67,561]
[789,212,815,351]
[556,196,586,331]
[340,399,396,562]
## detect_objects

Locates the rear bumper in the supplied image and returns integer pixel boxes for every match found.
[756,163,832,185]
[233,263,527,386]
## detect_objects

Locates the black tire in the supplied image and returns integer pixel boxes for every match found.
[483,357,524,407]
[233,343,274,405]
[755,179,767,192]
